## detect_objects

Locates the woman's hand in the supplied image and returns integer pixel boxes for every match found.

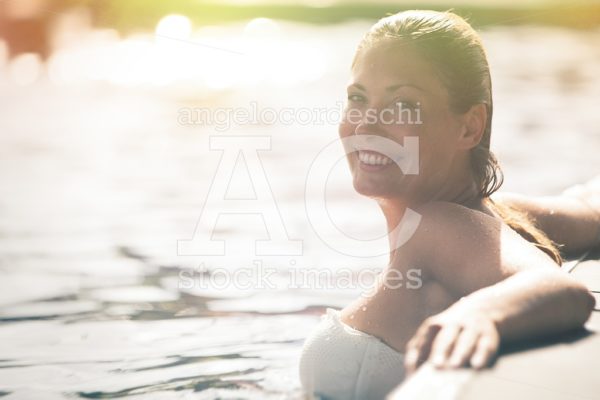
[404,268,594,376]
[404,303,500,375]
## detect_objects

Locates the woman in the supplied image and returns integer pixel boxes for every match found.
[298,10,599,400]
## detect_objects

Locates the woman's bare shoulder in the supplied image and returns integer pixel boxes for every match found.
[406,200,502,253]
[399,200,556,297]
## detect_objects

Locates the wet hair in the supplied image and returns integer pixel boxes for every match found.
[355,10,562,264]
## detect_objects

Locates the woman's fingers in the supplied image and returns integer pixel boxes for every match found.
[405,315,501,373]
[448,328,480,368]
[469,329,500,369]
[430,324,461,368]
[405,320,440,374]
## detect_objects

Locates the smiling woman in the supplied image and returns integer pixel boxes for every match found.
[298,9,597,400]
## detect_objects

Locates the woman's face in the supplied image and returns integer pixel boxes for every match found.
[339,41,468,202]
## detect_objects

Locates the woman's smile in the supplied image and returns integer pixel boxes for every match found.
[356,149,394,171]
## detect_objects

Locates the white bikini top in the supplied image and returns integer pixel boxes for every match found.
[298,308,406,400]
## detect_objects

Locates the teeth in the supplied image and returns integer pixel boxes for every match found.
[357,151,392,166]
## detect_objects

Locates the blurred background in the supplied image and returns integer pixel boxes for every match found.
[1,0,600,398]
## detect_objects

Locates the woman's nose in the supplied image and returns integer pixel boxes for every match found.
[354,110,389,138]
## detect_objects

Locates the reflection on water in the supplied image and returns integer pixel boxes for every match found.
[1,17,600,399]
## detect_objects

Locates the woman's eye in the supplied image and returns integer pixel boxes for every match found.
[347,94,366,103]
[395,100,417,109]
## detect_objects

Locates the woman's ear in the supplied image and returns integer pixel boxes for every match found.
[458,103,487,150]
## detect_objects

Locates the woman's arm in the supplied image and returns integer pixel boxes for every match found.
[404,268,595,373]
[491,175,600,256]
[402,201,596,374]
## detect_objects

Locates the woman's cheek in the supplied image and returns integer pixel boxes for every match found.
[338,120,354,139]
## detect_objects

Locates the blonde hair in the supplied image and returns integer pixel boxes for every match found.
[356,10,562,264]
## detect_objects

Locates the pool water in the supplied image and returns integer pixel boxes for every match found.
[1,21,600,399]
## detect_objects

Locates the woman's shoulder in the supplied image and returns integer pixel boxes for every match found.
[391,199,500,269]
[397,199,550,296]
[405,199,502,252]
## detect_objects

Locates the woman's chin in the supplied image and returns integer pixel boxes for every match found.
[351,173,413,198]
[352,178,396,198]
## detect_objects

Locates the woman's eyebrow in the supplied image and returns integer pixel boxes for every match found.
[347,83,367,92]
[347,82,426,92]
[386,83,427,93]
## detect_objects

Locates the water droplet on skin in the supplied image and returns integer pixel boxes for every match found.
[350,315,355,319]
[361,306,367,311]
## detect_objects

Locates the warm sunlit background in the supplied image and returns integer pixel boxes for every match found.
[1,0,600,398]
